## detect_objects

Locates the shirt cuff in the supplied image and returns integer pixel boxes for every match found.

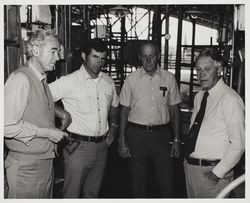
[16,124,39,146]
[212,161,229,178]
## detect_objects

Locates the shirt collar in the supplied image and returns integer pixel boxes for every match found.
[206,78,224,96]
[80,64,104,82]
[140,66,161,79]
[28,62,46,82]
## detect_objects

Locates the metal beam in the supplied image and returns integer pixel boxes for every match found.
[175,6,183,86]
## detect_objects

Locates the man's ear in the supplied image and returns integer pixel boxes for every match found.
[81,52,86,60]
[215,61,223,75]
[32,45,40,56]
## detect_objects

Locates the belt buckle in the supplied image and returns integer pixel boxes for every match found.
[146,125,153,132]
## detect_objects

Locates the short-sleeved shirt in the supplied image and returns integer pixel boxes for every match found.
[119,67,182,125]
[49,65,119,136]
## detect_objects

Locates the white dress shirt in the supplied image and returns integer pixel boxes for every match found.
[49,65,119,136]
[190,79,245,178]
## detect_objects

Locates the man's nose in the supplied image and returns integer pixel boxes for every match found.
[146,57,151,63]
[55,52,60,61]
[199,69,206,77]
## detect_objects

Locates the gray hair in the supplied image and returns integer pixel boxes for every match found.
[196,47,225,66]
[139,41,160,56]
[25,29,58,57]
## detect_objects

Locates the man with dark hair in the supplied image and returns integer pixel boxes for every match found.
[4,29,68,198]
[118,41,181,197]
[49,39,119,198]
[183,48,245,198]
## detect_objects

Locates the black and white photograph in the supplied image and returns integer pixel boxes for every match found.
[1,0,247,200]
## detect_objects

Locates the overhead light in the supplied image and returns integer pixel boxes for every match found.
[109,6,131,18]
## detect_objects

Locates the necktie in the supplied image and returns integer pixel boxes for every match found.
[42,78,50,108]
[184,91,209,157]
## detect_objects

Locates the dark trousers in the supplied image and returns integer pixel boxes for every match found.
[127,125,174,198]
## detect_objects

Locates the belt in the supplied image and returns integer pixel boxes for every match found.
[186,157,220,166]
[129,122,168,132]
[69,133,107,143]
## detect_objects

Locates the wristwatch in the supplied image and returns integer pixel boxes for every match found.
[111,122,119,128]
[173,138,182,144]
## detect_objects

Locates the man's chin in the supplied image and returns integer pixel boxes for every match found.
[45,66,55,72]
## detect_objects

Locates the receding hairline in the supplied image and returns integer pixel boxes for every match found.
[139,42,159,55]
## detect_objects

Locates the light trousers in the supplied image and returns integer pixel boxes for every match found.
[5,156,54,198]
[63,140,107,198]
[184,159,234,198]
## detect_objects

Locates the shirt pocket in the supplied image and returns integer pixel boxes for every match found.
[158,88,168,105]
[74,94,91,114]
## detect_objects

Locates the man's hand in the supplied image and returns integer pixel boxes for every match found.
[105,126,118,146]
[60,110,72,130]
[204,171,220,183]
[55,104,72,130]
[37,128,68,143]
[118,140,131,158]
[170,142,181,158]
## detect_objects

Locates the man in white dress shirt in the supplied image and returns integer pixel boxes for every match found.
[183,48,245,198]
[49,39,119,198]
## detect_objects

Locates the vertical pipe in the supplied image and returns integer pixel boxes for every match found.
[64,6,68,75]
[148,5,151,40]
[189,18,196,106]
[67,5,72,74]
[152,6,162,64]
[120,17,126,87]
[164,5,169,70]
[175,6,183,87]
[55,5,59,35]
[86,6,91,40]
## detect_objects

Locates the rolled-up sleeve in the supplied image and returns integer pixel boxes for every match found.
[4,73,39,144]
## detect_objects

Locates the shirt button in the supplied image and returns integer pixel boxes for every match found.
[98,109,100,111]
[99,121,101,123]
[97,97,99,99]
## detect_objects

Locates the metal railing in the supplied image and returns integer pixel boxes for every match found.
[216,174,245,198]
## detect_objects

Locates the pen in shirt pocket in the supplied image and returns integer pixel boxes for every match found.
[160,86,167,97]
